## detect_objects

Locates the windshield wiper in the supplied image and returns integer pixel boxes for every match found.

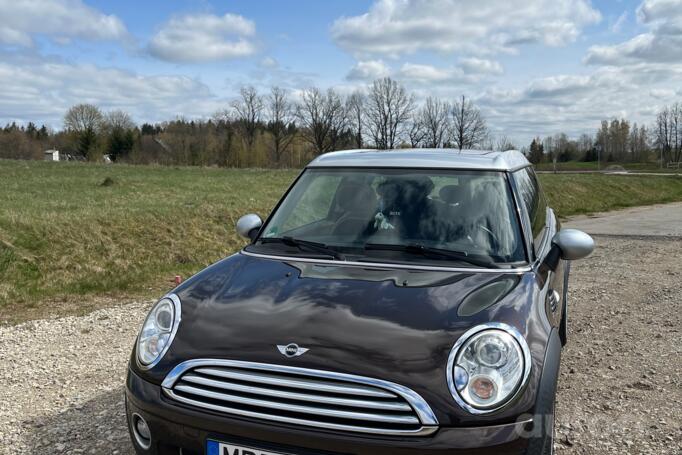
[363,243,496,268]
[259,237,346,260]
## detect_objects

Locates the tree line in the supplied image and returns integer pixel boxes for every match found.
[525,105,681,166]
[1,77,681,167]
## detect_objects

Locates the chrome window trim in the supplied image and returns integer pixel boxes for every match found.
[162,358,439,436]
[446,323,532,415]
[135,293,182,371]
[240,250,531,274]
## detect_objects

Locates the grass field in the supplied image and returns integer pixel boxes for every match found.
[534,160,681,172]
[2,159,682,324]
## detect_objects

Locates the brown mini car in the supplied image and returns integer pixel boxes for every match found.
[126,149,594,455]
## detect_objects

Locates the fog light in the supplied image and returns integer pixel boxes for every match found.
[131,413,151,450]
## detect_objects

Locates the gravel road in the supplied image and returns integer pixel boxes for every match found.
[1,213,681,454]
[566,202,682,237]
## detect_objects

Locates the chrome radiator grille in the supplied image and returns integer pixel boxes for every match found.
[162,359,438,436]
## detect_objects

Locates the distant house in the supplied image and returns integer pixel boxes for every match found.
[44,149,60,161]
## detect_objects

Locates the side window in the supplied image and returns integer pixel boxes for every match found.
[513,168,547,256]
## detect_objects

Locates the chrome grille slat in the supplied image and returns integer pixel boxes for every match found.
[162,359,439,436]
[164,390,434,436]
[194,367,396,398]
[181,373,412,411]
[174,384,420,424]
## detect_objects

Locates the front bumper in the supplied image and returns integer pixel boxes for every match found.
[126,369,532,455]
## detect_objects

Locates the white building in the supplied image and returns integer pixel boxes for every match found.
[43,149,60,161]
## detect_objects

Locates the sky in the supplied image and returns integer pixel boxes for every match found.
[1,0,681,146]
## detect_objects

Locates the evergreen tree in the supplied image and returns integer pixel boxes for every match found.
[528,138,544,164]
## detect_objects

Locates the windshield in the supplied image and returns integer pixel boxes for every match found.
[251,168,526,267]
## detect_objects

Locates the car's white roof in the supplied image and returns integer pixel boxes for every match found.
[307,148,530,171]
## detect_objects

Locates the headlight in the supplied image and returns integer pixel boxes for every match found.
[137,294,181,368]
[447,323,531,414]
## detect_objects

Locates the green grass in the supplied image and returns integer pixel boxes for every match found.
[1,159,681,323]
[534,160,680,173]
[0,160,298,323]
[539,173,682,216]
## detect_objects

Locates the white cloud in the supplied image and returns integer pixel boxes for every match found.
[475,63,682,142]
[331,0,601,57]
[345,57,503,86]
[346,60,390,80]
[459,57,503,75]
[148,13,257,63]
[0,0,128,47]
[637,0,682,25]
[398,63,466,84]
[649,88,676,99]
[0,59,222,127]
[259,56,279,69]
[585,0,682,65]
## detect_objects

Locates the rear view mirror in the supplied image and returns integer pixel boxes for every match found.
[236,214,263,241]
[552,229,594,261]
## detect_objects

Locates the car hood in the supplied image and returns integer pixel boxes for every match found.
[141,252,548,425]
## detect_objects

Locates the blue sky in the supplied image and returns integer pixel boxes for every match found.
[1,0,681,145]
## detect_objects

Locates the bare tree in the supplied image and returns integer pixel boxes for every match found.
[296,87,347,155]
[64,104,103,158]
[577,133,593,158]
[103,110,135,132]
[64,104,103,134]
[672,103,682,163]
[406,117,427,148]
[365,77,414,149]
[346,91,365,149]
[450,95,488,150]
[480,135,495,151]
[420,97,450,148]
[628,123,649,162]
[495,135,516,151]
[655,103,682,164]
[231,86,264,152]
[266,87,295,166]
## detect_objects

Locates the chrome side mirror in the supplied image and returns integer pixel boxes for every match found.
[552,229,594,261]
[236,214,263,241]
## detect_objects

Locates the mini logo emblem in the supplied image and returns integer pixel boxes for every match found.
[277,343,309,358]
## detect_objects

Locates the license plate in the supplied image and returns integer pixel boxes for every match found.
[206,439,290,455]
